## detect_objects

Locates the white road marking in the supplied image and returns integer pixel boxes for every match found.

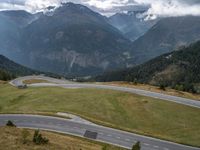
[144,143,150,146]
[99,132,104,135]
[154,145,159,148]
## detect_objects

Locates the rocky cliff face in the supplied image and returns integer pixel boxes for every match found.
[17,3,130,76]
[27,48,125,75]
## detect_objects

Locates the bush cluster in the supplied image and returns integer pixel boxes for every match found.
[33,130,49,145]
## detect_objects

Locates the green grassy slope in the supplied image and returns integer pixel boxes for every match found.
[1,83,200,146]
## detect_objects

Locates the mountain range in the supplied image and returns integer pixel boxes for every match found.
[0,10,40,27]
[0,3,131,76]
[0,2,200,77]
[109,11,157,41]
[0,10,40,62]
[20,3,130,76]
[129,16,200,65]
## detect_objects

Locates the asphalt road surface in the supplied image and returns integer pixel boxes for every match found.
[10,76,200,109]
[0,114,199,150]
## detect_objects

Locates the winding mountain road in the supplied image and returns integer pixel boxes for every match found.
[2,75,200,150]
[10,75,200,109]
[0,114,199,150]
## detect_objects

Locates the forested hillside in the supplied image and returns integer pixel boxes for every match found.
[95,41,200,93]
[0,69,14,81]
[0,55,39,81]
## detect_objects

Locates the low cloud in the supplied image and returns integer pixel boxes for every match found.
[0,0,200,18]
[84,0,135,10]
[0,0,64,13]
[134,0,200,19]
[84,0,200,18]
[24,0,63,12]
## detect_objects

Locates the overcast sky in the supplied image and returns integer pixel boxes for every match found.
[0,0,200,18]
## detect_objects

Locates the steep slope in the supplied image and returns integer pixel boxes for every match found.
[109,11,156,41]
[0,55,40,80]
[129,16,200,65]
[20,3,130,76]
[0,14,21,59]
[0,10,40,62]
[96,41,200,91]
[0,10,37,27]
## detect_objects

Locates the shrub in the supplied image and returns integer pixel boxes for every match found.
[33,130,49,145]
[174,83,197,93]
[159,84,166,91]
[183,83,197,93]
[132,141,141,150]
[6,120,16,127]
[102,145,108,150]
[174,84,184,91]
[133,78,138,85]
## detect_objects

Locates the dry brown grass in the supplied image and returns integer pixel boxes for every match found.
[0,127,124,150]
[0,80,7,84]
[23,79,50,84]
